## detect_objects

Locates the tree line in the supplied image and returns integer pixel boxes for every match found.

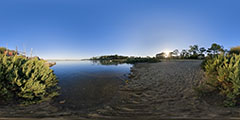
[156,43,240,59]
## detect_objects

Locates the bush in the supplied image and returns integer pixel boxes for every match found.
[229,46,240,55]
[201,56,212,70]
[204,54,240,106]
[0,47,7,54]
[0,55,59,105]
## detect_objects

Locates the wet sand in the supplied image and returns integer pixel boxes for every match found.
[2,60,240,119]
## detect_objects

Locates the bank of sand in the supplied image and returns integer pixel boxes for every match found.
[87,60,240,120]
[2,60,240,120]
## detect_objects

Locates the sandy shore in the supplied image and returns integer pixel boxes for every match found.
[87,60,240,120]
[2,60,240,119]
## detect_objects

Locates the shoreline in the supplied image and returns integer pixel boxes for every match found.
[46,59,84,61]
[1,60,240,119]
[86,60,240,119]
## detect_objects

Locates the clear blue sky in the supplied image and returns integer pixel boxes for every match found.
[0,0,239,59]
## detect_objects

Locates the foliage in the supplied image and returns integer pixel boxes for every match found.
[207,43,224,56]
[125,57,160,64]
[180,49,190,59]
[0,47,17,55]
[229,46,240,55]
[188,54,199,59]
[91,55,128,60]
[188,45,202,59]
[91,55,160,65]
[199,47,206,58]
[156,43,226,59]
[204,54,240,106]
[189,45,199,56]
[0,54,59,105]
[0,47,7,54]
[156,52,166,59]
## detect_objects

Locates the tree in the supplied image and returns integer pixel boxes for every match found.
[207,43,224,56]
[169,52,174,58]
[156,52,166,59]
[199,47,206,54]
[188,45,199,55]
[172,49,179,57]
[199,47,206,58]
[180,49,189,59]
[188,45,199,59]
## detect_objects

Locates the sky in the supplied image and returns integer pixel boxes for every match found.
[0,0,240,59]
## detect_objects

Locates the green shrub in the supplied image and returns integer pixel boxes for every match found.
[229,46,240,55]
[204,54,240,106]
[0,55,59,105]
[0,47,7,54]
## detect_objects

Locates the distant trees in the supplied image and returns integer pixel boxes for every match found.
[90,55,128,60]
[167,49,179,59]
[0,47,18,56]
[91,54,160,64]
[189,45,199,55]
[156,43,226,59]
[229,46,240,55]
[207,43,224,56]
[199,47,206,58]
[180,49,189,59]
[156,52,166,59]
[187,45,199,59]
[172,49,179,57]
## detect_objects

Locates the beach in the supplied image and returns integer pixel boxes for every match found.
[2,60,240,120]
[87,60,240,119]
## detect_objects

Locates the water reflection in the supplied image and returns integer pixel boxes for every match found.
[90,60,128,66]
[51,60,131,110]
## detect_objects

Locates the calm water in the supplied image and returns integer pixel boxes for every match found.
[51,61,132,110]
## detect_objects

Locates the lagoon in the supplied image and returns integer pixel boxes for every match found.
[51,60,132,110]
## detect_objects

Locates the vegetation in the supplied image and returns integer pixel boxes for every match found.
[91,55,129,60]
[0,47,7,54]
[229,46,240,55]
[164,43,240,107]
[156,43,226,59]
[202,54,240,106]
[0,47,17,56]
[126,57,160,64]
[156,52,166,59]
[154,43,240,107]
[0,54,59,105]
[91,55,160,65]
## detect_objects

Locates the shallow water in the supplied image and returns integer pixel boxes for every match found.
[51,60,132,110]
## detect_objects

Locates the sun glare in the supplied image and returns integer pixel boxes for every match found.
[163,50,171,58]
